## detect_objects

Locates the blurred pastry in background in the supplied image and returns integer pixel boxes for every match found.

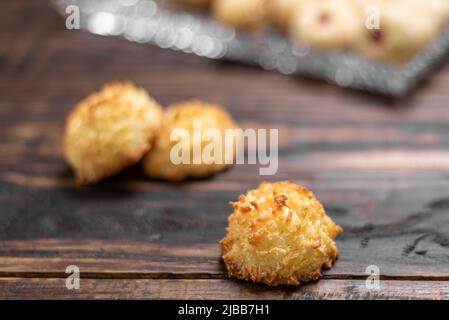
[179,0,449,64]
[175,0,212,9]
[353,0,441,63]
[408,0,449,29]
[212,0,268,31]
[221,181,343,286]
[269,0,308,31]
[142,100,239,181]
[64,82,162,184]
[289,0,362,50]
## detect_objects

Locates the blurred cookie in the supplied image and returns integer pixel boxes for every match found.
[353,0,440,63]
[213,0,268,31]
[175,0,212,9]
[221,181,342,286]
[408,0,449,29]
[289,0,362,50]
[269,0,309,31]
[142,100,239,181]
[64,82,162,184]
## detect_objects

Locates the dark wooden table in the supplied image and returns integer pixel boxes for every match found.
[1,0,449,299]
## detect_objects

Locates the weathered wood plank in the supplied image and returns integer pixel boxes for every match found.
[1,231,449,277]
[0,278,448,299]
[2,153,449,277]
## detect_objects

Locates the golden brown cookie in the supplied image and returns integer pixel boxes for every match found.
[142,100,239,181]
[289,0,362,50]
[64,82,163,184]
[221,181,342,286]
[212,0,268,31]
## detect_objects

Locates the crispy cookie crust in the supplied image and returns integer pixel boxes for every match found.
[64,82,162,184]
[221,181,342,286]
[142,100,239,181]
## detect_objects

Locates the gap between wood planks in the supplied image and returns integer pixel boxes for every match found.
[1,271,449,281]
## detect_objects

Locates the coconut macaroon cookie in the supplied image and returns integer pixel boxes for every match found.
[142,100,239,181]
[221,181,342,286]
[213,0,268,31]
[64,82,163,184]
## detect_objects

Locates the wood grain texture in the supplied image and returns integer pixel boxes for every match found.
[1,0,449,299]
[1,278,449,300]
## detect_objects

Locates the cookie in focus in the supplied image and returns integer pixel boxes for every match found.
[220,181,342,286]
